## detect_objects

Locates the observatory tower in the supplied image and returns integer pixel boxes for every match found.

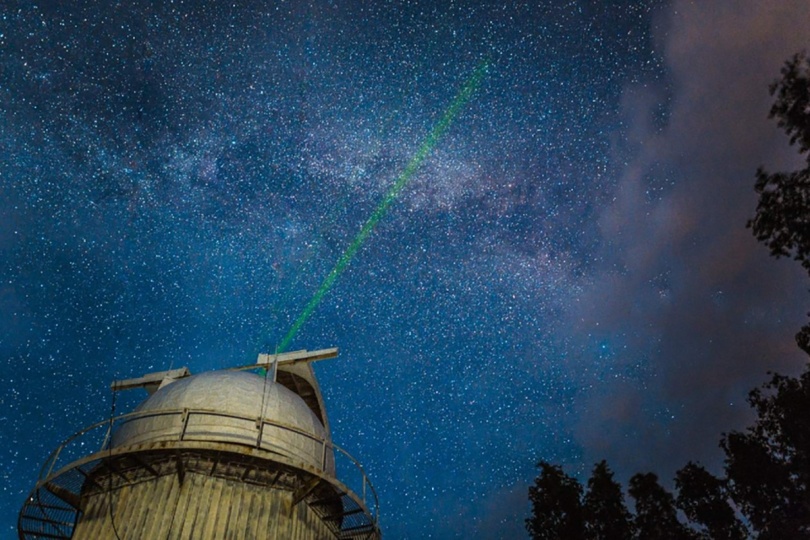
[18,347,380,539]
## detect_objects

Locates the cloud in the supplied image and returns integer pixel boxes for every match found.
[567,0,810,479]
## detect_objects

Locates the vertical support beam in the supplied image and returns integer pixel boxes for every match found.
[321,440,327,471]
[179,409,191,441]
[175,452,185,486]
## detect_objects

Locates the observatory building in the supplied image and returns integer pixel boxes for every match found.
[19,347,380,539]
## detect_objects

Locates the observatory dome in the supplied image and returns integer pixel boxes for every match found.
[112,370,334,473]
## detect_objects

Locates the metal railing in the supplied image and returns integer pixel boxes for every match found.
[35,407,379,524]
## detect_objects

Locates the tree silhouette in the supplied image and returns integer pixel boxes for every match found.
[527,51,810,540]
[748,52,810,352]
[721,369,810,538]
[526,461,585,540]
[675,462,746,540]
[736,49,810,538]
[629,472,694,540]
[583,460,633,540]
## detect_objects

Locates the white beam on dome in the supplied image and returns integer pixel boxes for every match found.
[256,347,339,367]
[228,347,339,372]
[111,367,191,394]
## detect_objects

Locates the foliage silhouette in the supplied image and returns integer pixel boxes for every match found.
[628,472,694,540]
[675,462,746,540]
[526,462,585,540]
[583,461,633,540]
[527,52,810,539]
[748,52,810,353]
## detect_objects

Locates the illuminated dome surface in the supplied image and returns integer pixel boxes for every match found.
[113,370,333,473]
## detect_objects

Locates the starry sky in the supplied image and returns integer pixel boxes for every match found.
[2,1,810,538]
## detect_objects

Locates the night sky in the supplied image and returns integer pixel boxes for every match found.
[3,1,810,538]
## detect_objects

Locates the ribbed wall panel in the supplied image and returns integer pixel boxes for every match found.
[72,470,337,540]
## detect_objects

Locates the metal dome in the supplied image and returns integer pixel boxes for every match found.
[112,370,334,474]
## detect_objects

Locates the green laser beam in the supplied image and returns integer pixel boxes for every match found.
[274,60,489,353]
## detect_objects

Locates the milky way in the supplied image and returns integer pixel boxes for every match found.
[3,1,810,538]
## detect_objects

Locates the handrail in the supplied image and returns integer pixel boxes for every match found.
[32,407,379,524]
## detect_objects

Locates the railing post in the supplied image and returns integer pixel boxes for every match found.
[45,446,63,480]
[100,422,113,451]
